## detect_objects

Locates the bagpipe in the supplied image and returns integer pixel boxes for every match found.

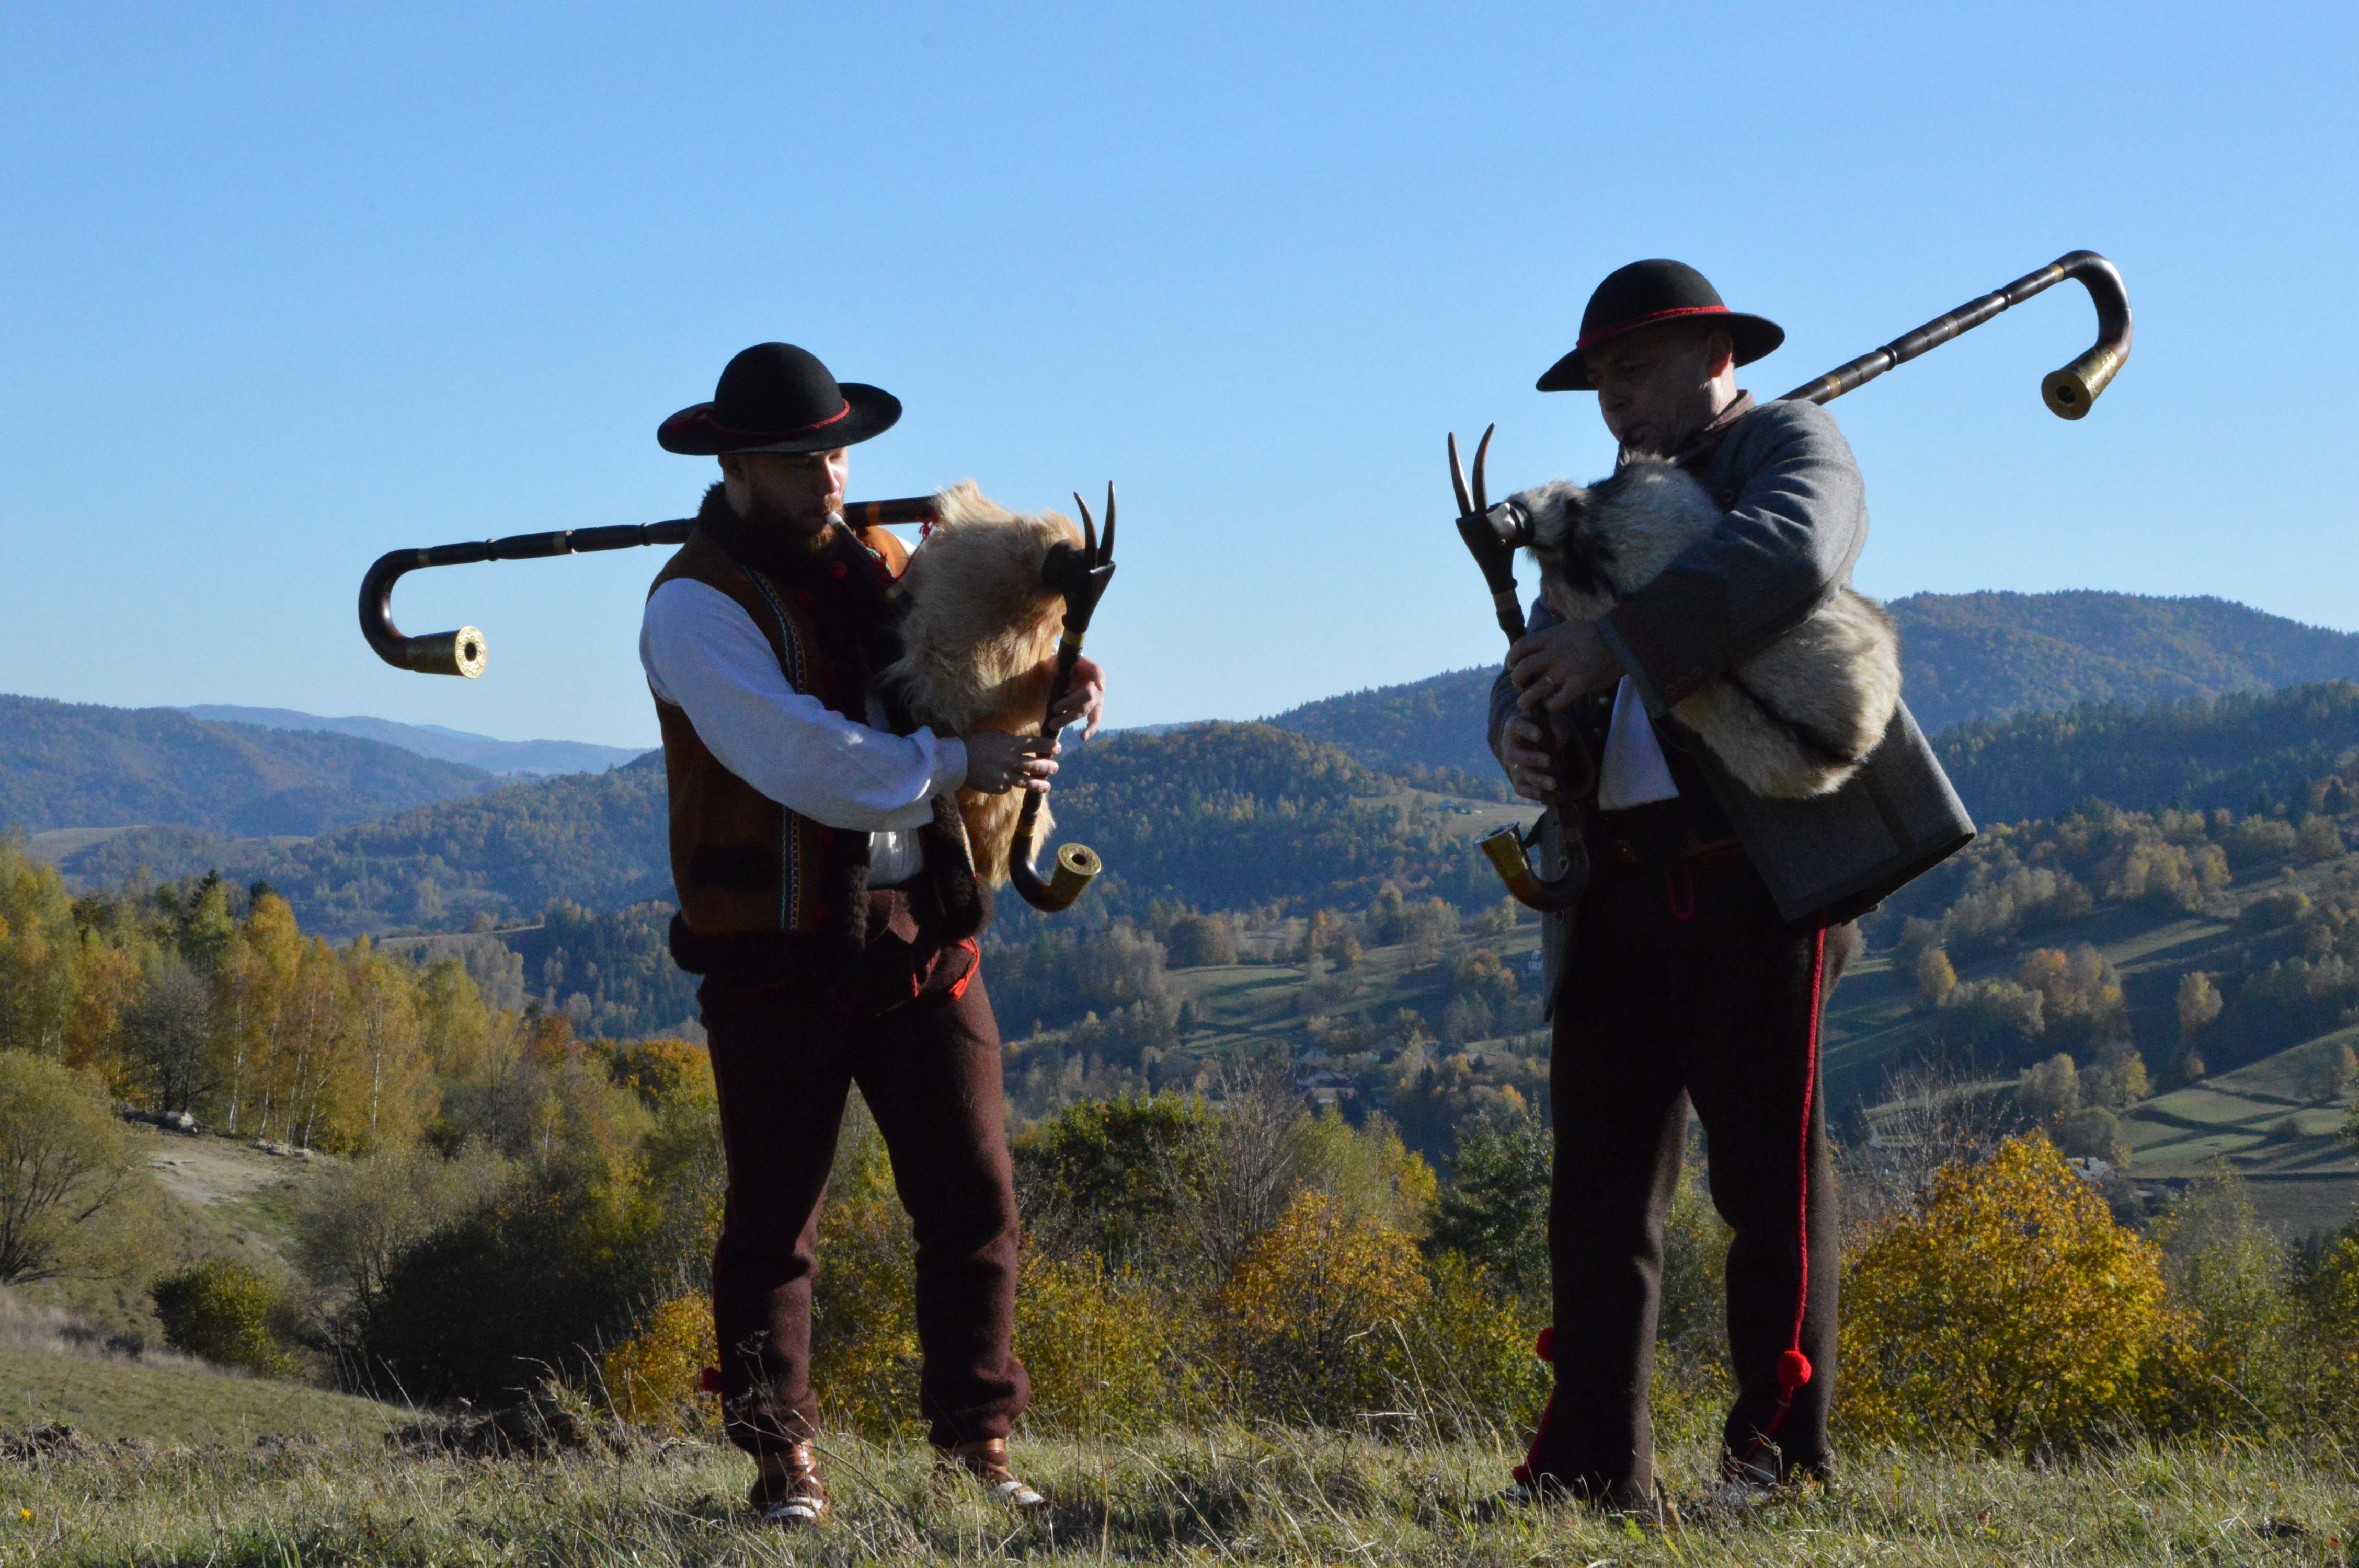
[358,487,1117,914]
[1450,251,2134,911]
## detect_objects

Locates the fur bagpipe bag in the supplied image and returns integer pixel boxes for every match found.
[879,482,1079,883]
[1508,462,1901,799]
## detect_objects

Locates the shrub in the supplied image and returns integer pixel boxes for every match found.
[1426,1111,1550,1306]
[351,1150,667,1404]
[1220,1190,1429,1426]
[1396,1251,1546,1440]
[1014,1252,1182,1436]
[808,1114,919,1439]
[151,1259,297,1377]
[0,1050,148,1285]
[2239,889,2310,932]
[1838,1134,2169,1456]
[599,1294,718,1436]
[2144,1172,2300,1433]
[2052,1105,2128,1164]
[1014,1094,1218,1271]
[1164,913,1238,970]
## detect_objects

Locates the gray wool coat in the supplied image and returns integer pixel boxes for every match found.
[1487,397,1973,983]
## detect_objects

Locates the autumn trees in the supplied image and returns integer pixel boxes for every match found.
[0,837,517,1157]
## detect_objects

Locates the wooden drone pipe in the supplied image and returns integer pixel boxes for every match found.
[358,497,938,677]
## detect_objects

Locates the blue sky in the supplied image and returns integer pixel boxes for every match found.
[2,4,2351,748]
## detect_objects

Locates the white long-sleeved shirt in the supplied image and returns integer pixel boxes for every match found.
[1596,676,1681,811]
[639,578,968,885]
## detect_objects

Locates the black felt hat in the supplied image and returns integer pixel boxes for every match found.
[1537,260,1784,393]
[658,342,902,455]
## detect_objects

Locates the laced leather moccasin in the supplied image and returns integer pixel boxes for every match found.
[750,1440,828,1529]
[934,1437,1049,1513]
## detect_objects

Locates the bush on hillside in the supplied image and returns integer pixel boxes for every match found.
[0,1050,148,1286]
[2142,1172,2304,1433]
[1013,1093,1220,1272]
[1219,1190,1429,1427]
[1014,1252,1183,1436]
[1839,1134,2168,1456]
[599,1295,718,1437]
[151,1258,299,1377]
[1425,1110,1550,1306]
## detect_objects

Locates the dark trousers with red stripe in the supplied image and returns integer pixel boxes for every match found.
[1526,846,1853,1499]
[699,959,1029,1455]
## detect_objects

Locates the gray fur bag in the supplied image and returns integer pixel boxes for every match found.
[1509,463,1900,800]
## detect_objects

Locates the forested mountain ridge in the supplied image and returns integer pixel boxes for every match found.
[0,693,495,837]
[1934,682,2359,826]
[58,753,673,939]
[181,705,647,776]
[1267,592,2359,782]
[1887,591,2359,732]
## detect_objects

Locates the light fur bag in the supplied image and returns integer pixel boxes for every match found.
[879,482,1079,883]
[1511,462,1901,800]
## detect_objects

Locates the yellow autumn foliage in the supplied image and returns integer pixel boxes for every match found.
[1015,1251,1188,1435]
[598,1294,718,1436]
[1220,1189,1430,1425]
[1839,1134,2169,1456]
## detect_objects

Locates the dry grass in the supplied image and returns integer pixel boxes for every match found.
[3,1426,2354,1566]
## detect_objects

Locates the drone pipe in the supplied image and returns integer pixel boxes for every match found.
[358,496,939,677]
[1773,250,2132,421]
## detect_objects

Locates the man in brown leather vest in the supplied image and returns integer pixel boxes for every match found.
[641,342,1103,1528]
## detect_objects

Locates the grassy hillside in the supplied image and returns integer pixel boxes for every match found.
[0,1345,403,1446]
[0,694,493,838]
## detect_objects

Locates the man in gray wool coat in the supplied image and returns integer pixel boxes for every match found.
[1483,259,1974,1515]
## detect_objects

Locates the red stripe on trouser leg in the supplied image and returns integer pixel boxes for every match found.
[1735,925,1825,1473]
[1512,1328,1559,1484]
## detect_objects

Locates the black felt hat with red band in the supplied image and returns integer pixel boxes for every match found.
[1537,259,1785,393]
[658,342,902,456]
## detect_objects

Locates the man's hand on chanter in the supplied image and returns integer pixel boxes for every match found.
[1046,655,1107,738]
[964,731,1059,795]
[1508,620,1622,714]
[1498,717,1559,803]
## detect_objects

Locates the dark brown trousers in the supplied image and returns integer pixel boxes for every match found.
[1525,843,1854,1499]
[699,946,1029,1455]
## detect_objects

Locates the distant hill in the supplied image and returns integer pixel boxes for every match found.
[1888,591,2359,732]
[180,705,647,776]
[1263,669,1503,796]
[57,722,1509,940]
[59,755,673,938]
[0,694,494,838]
[1266,592,2359,782]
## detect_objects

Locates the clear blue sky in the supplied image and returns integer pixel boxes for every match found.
[2,4,2351,748]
